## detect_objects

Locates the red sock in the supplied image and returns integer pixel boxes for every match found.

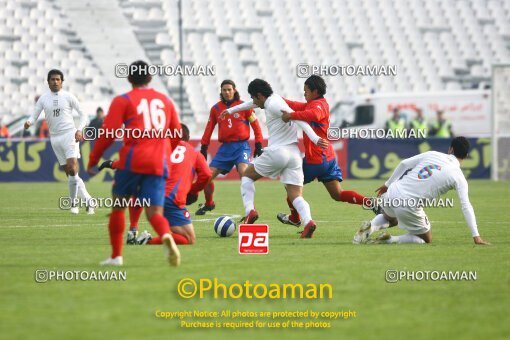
[148,237,162,245]
[339,190,366,205]
[109,210,125,258]
[171,233,190,245]
[148,234,190,245]
[149,214,170,237]
[287,197,301,223]
[204,182,215,206]
[129,205,143,229]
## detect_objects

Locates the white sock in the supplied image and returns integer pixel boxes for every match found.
[292,196,312,225]
[76,176,93,205]
[390,234,425,244]
[370,214,390,233]
[241,177,255,215]
[68,174,79,206]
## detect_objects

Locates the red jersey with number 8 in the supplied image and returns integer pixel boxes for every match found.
[89,87,181,176]
[165,141,212,208]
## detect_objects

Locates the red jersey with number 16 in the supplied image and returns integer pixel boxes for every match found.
[89,87,181,177]
[165,141,212,208]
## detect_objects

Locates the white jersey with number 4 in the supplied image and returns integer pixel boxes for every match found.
[385,151,479,237]
[28,90,88,136]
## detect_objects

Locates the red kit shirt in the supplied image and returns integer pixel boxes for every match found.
[285,97,336,164]
[165,141,212,208]
[200,100,263,145]
[89,87,181,177]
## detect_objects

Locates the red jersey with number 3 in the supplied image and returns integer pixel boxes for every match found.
[89,87,181,176]
[165,141,212,208]
[200,100,263,145]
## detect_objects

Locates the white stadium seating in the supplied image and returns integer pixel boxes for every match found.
[0,0,509,134]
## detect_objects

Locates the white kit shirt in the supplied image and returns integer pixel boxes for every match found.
[28,90,88,136]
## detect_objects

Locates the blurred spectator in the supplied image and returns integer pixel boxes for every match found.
[88,107,105,130]
[409,108,428,137]
[430,110,454,138]
[385,108,405,134]
[37,120,49,139]
[0,117,9,138]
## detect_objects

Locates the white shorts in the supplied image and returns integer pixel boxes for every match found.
[253,143,304,186]
[50,130,80,166]
[381,193,431,235]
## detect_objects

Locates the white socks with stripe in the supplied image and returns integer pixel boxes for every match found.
[241,177,255,216]
[292,196,312,225]
[68,174,79,206]
[370,214,390,233]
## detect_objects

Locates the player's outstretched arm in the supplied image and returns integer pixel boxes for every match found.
[219,100,257,120]
[455,176,489,245]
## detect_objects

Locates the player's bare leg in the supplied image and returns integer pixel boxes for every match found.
[236,162,248,177]
[323,180,368,206]
[144,224,196,245]
[196,167,221,215]
[100,195,129,266]
[145,205,180,266]
[285,185,316,238]
[240,164,262,223]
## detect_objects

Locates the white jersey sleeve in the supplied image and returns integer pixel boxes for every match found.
[293,120,320,145]
[455,174,479,237]
[267,96,321,145]
[28,97,44,125]
[226,100,257,114]
[385,152,429,187]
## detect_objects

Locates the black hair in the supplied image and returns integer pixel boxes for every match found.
[220,79,240,102]
[247,79,273,98]
[304,75,326,96]
[450,137,470,159]
[180,123,190,141]
[96,107,104,114]
[47,69,64,82]
[128,60,152,86]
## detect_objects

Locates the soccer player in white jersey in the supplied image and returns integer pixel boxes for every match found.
[24,69,94,214]
[220,79,328,238]
[353,137,490,245]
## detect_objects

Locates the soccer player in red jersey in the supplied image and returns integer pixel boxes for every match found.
[87,60,182,267]
[277,75,372,228]
[196,79,263,215]
[133,124,212,245]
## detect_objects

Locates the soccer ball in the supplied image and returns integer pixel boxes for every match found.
[214,216,236,237]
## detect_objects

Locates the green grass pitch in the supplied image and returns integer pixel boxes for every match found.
[0,180,509,339]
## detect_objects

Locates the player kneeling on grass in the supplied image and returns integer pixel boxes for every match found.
[353,137,490,245]
[120,124,212,245]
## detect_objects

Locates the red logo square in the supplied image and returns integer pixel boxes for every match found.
[238,224,269,254]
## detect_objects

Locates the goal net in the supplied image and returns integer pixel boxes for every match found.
[492,64,510,180]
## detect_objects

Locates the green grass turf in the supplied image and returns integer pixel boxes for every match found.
[0,180,509,340]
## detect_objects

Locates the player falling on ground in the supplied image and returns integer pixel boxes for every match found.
[196,79,263,215]
[277,75,372,228]
[24,69,94,214]
[132,124,212,245]
[353,137,490,245]
[87,60,182,266]
[220,79,328,238]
